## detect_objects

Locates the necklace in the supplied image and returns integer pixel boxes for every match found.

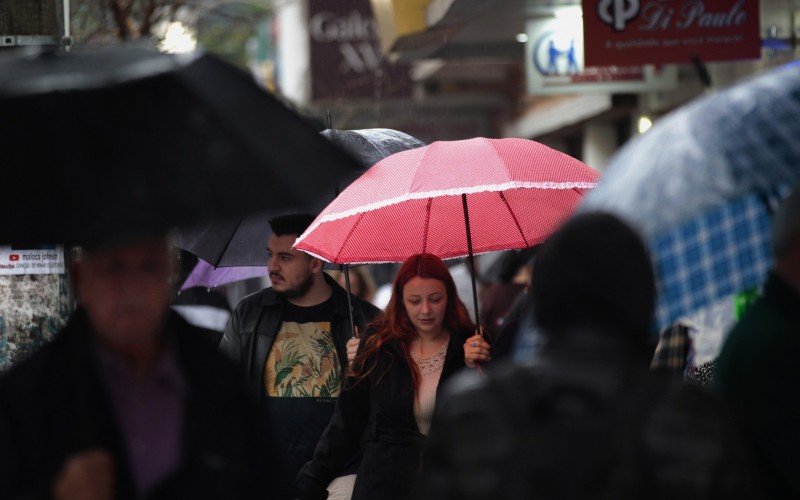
[414,331,449,359]
[413,340,448,375]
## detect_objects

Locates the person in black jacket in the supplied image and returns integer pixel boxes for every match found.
[219,213,380,499]
[418,213,762,500]
[0,236,273,500]
[294,253,488,500]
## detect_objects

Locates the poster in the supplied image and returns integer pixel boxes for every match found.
[0,246,65,275]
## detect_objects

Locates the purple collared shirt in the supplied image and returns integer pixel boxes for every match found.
[95,343,186,495]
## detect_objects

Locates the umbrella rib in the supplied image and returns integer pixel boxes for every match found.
[365,140,382,158]
[407,142,433,194]
[215,216,245,267]
[486,138,514,181]
[421,198,433,254]
[334,213,366,264]
[499,191,530,247]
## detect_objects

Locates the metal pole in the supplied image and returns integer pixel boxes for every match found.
[63,0,70,38]
[461,193,481,329]
[63,0,71,52]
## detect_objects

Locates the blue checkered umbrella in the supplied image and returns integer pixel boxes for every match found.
[578,62,800,330]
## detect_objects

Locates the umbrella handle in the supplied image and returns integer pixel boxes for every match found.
[470,326,486,376]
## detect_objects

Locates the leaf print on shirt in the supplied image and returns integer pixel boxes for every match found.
[264,321,342,398]
[272,341,306,389]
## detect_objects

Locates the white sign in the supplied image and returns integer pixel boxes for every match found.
[0,247,65,275]
[526,11,677,95]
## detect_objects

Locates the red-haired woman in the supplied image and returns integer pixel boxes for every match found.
[293,253,490,500]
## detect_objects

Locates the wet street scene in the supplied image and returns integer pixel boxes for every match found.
[0,0,798,498]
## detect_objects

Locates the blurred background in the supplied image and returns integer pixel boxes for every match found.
[1,0,796,368]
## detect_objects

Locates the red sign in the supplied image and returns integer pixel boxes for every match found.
[8,254,19,262]
[583,0,761,66]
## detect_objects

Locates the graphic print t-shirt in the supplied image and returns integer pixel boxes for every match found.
[263,297,358,499]
[264,298,341,398]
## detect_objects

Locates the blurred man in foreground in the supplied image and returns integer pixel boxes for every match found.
[0,236,271,499]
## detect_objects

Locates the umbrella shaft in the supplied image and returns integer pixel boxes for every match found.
[461,194,481,329]
[343,264,358,338]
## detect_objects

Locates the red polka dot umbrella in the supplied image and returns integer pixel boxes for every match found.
[295,137,600,326]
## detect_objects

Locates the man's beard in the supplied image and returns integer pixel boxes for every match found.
[278,272,315,299]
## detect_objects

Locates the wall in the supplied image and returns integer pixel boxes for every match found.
[0,274,72,370]
[276,0,311,106]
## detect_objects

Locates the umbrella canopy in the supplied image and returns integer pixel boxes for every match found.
[177,213,274,269]
[294,137,599,325]
[180,259,267,291]
[178,128,426,267]
[580,62,800,329]
[320,128,426,171]
[0,44,359,247]
[295,137,599,264]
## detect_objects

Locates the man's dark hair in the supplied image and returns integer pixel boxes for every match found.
[269,213,316,238]
[531,212,656,343]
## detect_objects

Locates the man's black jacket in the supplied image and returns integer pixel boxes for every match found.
[219,273,380,395]
[218,273,380,498]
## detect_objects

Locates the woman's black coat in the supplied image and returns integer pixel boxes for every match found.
[294,328,470,500]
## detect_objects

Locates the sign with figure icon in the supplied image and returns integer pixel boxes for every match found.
[526,12,676,95]
[582,0,761,66]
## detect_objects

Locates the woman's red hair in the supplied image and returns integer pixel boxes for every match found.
[349,253,475,392]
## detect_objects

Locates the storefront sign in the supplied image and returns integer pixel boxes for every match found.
[309,0,410,100]
[526,14,677,95]
[582,0,761,66]
[0,246,65,275]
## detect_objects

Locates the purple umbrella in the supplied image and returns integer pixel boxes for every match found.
[180,259,268,291]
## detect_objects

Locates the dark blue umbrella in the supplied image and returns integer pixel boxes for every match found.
[579,62,800,329]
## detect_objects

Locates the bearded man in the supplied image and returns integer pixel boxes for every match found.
[220,213,380,499]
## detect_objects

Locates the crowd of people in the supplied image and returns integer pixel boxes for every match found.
[1,188,799,499]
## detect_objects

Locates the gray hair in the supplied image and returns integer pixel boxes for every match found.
[773,186,800,261]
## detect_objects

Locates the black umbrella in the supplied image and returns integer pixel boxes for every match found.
[178,212,275,268]
[178,128,425,267]
[320,128,426,171]
[0,44,359,247]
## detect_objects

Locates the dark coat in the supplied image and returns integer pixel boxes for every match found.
[419,328,763,500]
[294,328,471,500]
[219,273,380,395]
[0,308,273,500]
[716,273,800,498]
